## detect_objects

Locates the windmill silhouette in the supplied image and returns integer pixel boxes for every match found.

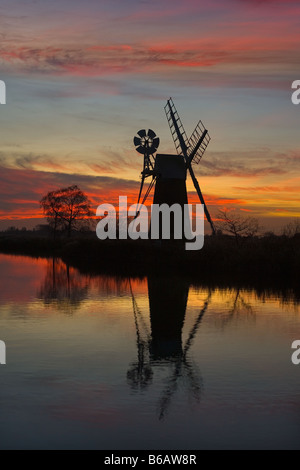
[133,98,215,235]
[133,128,160,216]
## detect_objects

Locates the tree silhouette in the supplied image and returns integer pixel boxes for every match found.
[282,219,300,237]
[216,208,260,244]
[40,185,92,237]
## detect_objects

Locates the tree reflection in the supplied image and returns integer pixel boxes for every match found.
[219,288,255,328]
[38,257,88,310]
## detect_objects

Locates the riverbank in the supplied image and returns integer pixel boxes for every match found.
[0,233,299,293]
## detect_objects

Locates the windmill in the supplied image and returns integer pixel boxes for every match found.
[133,129,160,214]
[133,98,215,235]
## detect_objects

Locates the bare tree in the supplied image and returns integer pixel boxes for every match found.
[216,209,260,244]
[282,219,300,237]
[40,185,93,237]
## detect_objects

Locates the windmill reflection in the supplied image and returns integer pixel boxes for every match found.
[148,276,189,359]
[127,280,153,390]
[38,257,88,309]
[127,276,211,420]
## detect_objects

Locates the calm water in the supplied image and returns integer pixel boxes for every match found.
[0,253,299,449]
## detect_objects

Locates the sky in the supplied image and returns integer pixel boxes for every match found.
[0,0,299,232]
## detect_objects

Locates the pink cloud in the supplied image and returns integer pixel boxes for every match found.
[1,32,299,78]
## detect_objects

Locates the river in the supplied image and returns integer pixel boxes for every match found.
[0,253,299,449]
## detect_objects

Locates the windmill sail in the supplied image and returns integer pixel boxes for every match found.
[164,98,216,235]
[164,98,189,158]
[187,120,211,165]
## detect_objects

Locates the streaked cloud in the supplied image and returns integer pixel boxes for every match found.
[0,40,298,78]
[0,165,140,220]
[0,0,299,230]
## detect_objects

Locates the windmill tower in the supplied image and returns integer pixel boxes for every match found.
[133,98,215,235]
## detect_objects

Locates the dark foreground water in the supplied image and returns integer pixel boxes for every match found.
[0,253,299,449]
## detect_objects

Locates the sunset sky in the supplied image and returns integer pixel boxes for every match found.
[0,0,299,232]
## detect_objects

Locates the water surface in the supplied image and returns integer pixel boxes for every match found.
[0,254,299,449]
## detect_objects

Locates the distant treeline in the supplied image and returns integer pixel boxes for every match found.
[0,232,299,295]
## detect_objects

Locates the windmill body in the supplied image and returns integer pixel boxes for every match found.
[153,154,188,237]
[133,98,215,236]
